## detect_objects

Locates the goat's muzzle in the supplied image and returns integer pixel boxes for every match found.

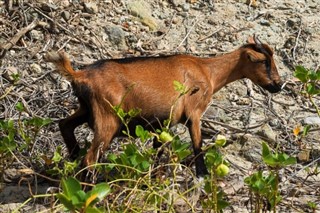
[263,81,282,93]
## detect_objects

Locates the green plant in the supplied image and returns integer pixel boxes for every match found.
[0,119,16,181]
[56,177,110,213]
[16,102,52,151]
[294,65,320,117]
[45,146,79,178]
[0,102,51,178]
[106,142,154,180]
[202,135,229,212]
[307,201,318,213]
[245,142,296,212]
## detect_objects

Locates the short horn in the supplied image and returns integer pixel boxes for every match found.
[253,34,263,47]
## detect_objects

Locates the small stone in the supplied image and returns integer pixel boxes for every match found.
[5,66,19,81]
[84,2,98,14]
[260,19,271,26]
[61,11,71,21]
[5,66,16,75]
[41,3,58,11]
[236,97,251,105]
[297,150,310,162]
[181,3,190,11]
[60,81,69,91]
[60,0,70,8]
[29,30,44,41]
[30,63,42,74]
[257,124,276,142]
[303,116,320,125]
[127,1,158,30]
[171,0,186,7]
[269,119,280,127]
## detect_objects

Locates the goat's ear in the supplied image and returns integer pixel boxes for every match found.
[246,49,266,62]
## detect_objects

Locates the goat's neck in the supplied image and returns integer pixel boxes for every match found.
[205,49,244,94]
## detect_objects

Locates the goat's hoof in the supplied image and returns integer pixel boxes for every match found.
[196,168,209,177]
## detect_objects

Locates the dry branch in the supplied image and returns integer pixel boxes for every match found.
[0,19,39,59]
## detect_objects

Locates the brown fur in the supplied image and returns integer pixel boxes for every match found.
[46,36,282,176]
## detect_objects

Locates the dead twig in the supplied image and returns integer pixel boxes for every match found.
[292,18,302,62]
[0,19,39,59]
[175,16,199,51]
[26,3,74,36]
[198,28,222,42]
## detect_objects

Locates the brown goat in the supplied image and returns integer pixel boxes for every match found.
[46,35,282,176]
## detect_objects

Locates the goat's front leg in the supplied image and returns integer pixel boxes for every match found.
[59,105,88,159]
[84,113,119,167]
[188,116,208,177]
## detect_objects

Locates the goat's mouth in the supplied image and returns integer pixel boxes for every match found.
[262,82,282,93]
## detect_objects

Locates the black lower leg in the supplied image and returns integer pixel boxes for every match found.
[194,149,208,177]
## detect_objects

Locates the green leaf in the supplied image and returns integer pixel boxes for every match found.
[282,156,297,166]
[261,142,271,158]
[115,107,127,119]
[128,108,141,118]
[84,183,110,209]
[52,146,63,162]
[303,125,311,136]
[294,65,309,83]
[135,125,150,142]
[85,207,104,213]
[176,150,192,161]
[61,177,82,198]
[27,117,52,128]
[308,71,318,80]
[56,193,74,211]
[93,183,111,200]
[173,80,187,94]
[15,102,24,112]
[307,83,316,94]
[141,160,150,170]
[217,199,230,210]
[263,154,278,167]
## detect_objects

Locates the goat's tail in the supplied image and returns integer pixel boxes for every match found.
[46,51,77,80]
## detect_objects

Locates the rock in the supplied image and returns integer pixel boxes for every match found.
[30,63,42,74]
[127,1,158,30]
[61,11,71,21]
[260,19,271,26]
[269,119,281,127]
[171,0,186,7]
[29,30,44,41]
[297,150,310,162]
[236,97,251,105]
[105,25,127,50]
[4,66,19,81]
[60,0,70,8]
[41,3,58,11]
[303,116,320,125]
[84,2,98,14]
[60,80,70,91]
[181,3,190,11]
[256,124,276,143]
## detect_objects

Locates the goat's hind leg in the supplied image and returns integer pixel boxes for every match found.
[59,103,88,159]
[84,113,119,167]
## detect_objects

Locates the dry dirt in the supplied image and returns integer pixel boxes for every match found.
[0,0,320,212]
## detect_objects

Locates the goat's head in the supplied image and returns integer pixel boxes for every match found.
[241,35,282,93]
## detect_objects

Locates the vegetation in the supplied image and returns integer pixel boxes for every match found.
[1,68,319,212]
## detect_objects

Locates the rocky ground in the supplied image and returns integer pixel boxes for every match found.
[0,0,319,212]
